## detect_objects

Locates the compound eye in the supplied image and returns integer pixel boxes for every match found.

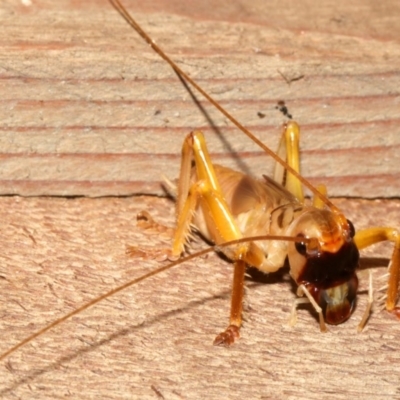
[295,234,307,256]
[347,219,356,238]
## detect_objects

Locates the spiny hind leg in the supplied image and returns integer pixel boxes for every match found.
[171,130,245,257]
[127,128,204,260]
[177,131,268,346]
[274,121,304,202]
[355,226,400,328]
[128,128,211,261]
[180,131,245,345]
[273,121,329,209]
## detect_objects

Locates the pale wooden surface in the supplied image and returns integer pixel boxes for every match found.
[0,0,399,197]
[0,196,400,399]
[1,0,400,399]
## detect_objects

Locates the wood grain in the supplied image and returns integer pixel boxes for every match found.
[1,1,400,399]
[0,195,400,399]
[1,0,399,197]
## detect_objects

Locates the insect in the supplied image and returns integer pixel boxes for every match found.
[0,0,399,364]
[109,0,400,346]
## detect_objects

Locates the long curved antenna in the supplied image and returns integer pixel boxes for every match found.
[0,235,310,361]
[109,0,340,214]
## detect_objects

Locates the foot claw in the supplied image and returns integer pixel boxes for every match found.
[136,211,174,237]
[126,246,178,262]
[213,325,240,347]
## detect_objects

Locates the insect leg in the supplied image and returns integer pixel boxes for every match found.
[354,227,400,313]
[311,185,328,209]
[175,131,255,345]
[126,211,177,261]
[273,122,304,202]
[213,259,246,346]
[172,131,244,256]
[357,270,374,332]
[273,122,329,209]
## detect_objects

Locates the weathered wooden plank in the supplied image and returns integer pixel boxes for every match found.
[0,195,400,399]
[0,0,399,197]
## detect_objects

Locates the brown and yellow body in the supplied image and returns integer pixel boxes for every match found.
[193,164,301,273]
[191,162,360,329]
[166,123,399,346]
[114,0,400,347]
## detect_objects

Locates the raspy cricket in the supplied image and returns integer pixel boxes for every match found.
[110,1,400,347]
[0,0,399,363]
[1,1,400,397]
